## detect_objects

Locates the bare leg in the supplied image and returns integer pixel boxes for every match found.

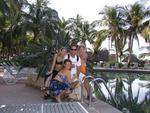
[71,81,79,89]
[83,78,90,98]
[55,95,61,102]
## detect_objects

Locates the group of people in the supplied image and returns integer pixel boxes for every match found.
[43,44,89,102]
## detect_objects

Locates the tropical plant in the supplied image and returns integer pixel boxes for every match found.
[99,6,126,62]
[0,0,27,60]
[142,21,150,43]
[67,14,97,47]
[123,2,150,64]
[139,46,150,59]
[16,0,72,78]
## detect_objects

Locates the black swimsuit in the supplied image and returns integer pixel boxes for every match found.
[44,60,63,83]
[56,60,63,65]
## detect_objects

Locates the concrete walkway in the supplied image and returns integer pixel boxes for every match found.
[0,84,52,105]
[0,83,122,113]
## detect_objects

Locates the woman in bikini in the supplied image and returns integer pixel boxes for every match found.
[48,47,67,78]
[44,47,67,86]
[49,59,78,102]
[43,47,67,98]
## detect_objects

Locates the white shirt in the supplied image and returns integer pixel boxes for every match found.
[64,54,81,78]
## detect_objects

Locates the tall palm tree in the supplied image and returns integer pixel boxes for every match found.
[16,0,71,78]
[99,6,126,62]
[123,2,150,64]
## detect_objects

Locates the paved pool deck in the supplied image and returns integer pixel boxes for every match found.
[0,83,122,113]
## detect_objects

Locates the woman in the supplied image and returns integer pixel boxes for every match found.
[78,45,89,98]
[49,59,78,102]
[44,47,67,88]
[48,47,67,78]
[78,45,87,75]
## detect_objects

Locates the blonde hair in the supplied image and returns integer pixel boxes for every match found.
[78,45,85,49]
[57,47,67,56]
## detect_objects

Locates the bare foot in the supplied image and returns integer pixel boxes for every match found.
[55,97,61,102]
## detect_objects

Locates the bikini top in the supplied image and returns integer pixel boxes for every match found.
[56,60,63,65]
[58,73,67,82]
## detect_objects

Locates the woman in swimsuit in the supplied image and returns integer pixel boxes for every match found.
[49,59,78,102]
[48,47,67,78]
[44,47,67,87]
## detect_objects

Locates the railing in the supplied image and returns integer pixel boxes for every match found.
[81,75,94,103]
[88,77,118,108]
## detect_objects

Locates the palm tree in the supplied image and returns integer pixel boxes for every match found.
[0,0,24,59]
[99,6,126,62]
[142,21,150,43]
[67,14,97,46]
[123,2,150,64]
[79,21,97,46]
[16,0,72,78]
[0,0,73,78]
[67,14,83,44]
[92,29,108,53]
[139,46,150,59]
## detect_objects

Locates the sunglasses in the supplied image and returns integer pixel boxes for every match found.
[71,48,77,51]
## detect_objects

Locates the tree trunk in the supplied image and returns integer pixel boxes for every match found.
[128,35,134,67]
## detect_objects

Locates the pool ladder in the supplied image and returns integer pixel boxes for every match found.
[81,75,118,108]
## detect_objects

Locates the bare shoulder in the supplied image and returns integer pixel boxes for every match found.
[61,69,69,74]
[54,53,58,57]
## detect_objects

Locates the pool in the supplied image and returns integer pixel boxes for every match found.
[92,68,150,113]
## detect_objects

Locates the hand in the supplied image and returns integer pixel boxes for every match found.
[71,64,75,68]
[46,70,52,75]
[71,75,77,82]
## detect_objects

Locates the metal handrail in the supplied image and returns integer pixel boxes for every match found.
[89,77,118,108]
[81,75,94,103]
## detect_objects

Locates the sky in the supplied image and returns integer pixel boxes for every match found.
[28,0,150,57]
[49,0,150,57]
[50,0,149,22]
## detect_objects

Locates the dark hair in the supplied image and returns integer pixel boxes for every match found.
[63,59,72,64]
[70,44,77,49]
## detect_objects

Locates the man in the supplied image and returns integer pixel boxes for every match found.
[64,44,81,79]
[64,44,82,100]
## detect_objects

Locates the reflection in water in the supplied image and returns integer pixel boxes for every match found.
[103,78,150,102]
[132,79,149,102]
[94,72,150,113]
[0,105,6,108]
